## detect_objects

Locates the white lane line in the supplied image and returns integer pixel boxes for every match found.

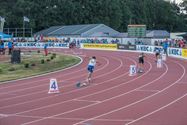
[0,52,103,92]
[0,56,109,101]
[135,89,160,93]
[5,49,184,124]
[178,82,187,84]
[74,60,183,125]
[0,56,95,93]
[125,94,187,125]
[125,61,186,125]
[0,54,83,87]
[0,56,124,111]
[19,61,154,125]
[0,114,8,117]
[12,56,125,114]
[71,63,171,125]
[73,99,101,103]
[10,114,133,122]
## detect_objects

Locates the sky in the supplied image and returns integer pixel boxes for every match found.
[174,0,183,4]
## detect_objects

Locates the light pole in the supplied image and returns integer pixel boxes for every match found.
[0,16,5,32]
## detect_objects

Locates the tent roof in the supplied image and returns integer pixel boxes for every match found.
[0,32,12,39]
[146,30,170,38]
[35,24,120,37]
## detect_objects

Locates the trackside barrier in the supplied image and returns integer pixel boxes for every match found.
[4,42,69,48]
[2,42,186,60]
[168,48,182,59]
[136,45,164,54]
[80,43,187,60]
[82,43,117,50]
[182,49,187,58]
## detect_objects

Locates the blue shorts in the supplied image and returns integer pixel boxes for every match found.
[87,65,94,73]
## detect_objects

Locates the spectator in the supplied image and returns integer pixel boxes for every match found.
[163,39,169,56]
[8,40,13,55]
[44,43,48,56]
[0,40,5,55]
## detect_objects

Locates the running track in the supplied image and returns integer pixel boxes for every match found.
[0,49,187,125]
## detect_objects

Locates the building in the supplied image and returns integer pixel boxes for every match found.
[146,30,170,38]
[35,24,120,38]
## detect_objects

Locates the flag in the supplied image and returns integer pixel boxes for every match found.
[23,16,30,22]
[0,16,5,22]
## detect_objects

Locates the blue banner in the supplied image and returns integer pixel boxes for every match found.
[136,45,154,53]
[168,48,182,56]
[4,42,69,48]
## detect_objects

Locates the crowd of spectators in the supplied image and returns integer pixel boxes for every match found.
[135,40,145,45]
[154,39,186,48]
[0,40,14,55]
[34,37,120,44]
[0,40,5,54]
[1,36,186,51]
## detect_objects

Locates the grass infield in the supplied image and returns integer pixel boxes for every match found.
[0,51,81,82]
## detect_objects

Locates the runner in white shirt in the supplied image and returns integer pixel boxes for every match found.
[76,56,97,87]
[87,56,96,82]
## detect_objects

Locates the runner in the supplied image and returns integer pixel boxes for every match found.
[87,56,96,82]
[154,47,160,62]
[76,56,97,87]
[138,53,145,73]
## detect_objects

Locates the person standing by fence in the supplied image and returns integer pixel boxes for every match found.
[44,43,48,56]
[0,40,5,55]
[163,39,169,56]
[8,40,13,55]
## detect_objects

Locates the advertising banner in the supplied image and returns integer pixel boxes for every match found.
[117,44,136,50]
[182,49,187,58]
[4,42,69,48]
[136,45,154,53]
[83,44,117,50]
[168,48,182,58]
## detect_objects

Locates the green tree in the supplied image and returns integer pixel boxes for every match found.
[0,0,186,32]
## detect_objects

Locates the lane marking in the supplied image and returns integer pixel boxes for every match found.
[9,114,133,122]
[135,89,160,92]
[125,61,186,125]
[178,82,187,84]
[0,54,83,86]
[0,114,9,117]
[10,56,125,114]
[19,61,154,125]
[73,59,186,125]
[73,99,101,103]
[73,59,185,125]
[0,56,109,100]
[0,56,126,109]
[0,56,102,93]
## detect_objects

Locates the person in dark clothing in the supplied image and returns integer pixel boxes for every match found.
[138,53,146,73]
[8,41,13,55]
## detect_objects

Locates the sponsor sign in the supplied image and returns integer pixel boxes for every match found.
[153,46,164,53]
[83,44,117,50]
[117,44,136,50]
[136,45,154,53]
[182,49,187,58]
[4,42,69,48]
[128,45,136,50]
[168,48,182,57]
[117,44,129,50]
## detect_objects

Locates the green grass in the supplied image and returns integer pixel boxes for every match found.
[0,52,81,82]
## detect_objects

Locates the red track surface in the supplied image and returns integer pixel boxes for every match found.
[0,49,187,125]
